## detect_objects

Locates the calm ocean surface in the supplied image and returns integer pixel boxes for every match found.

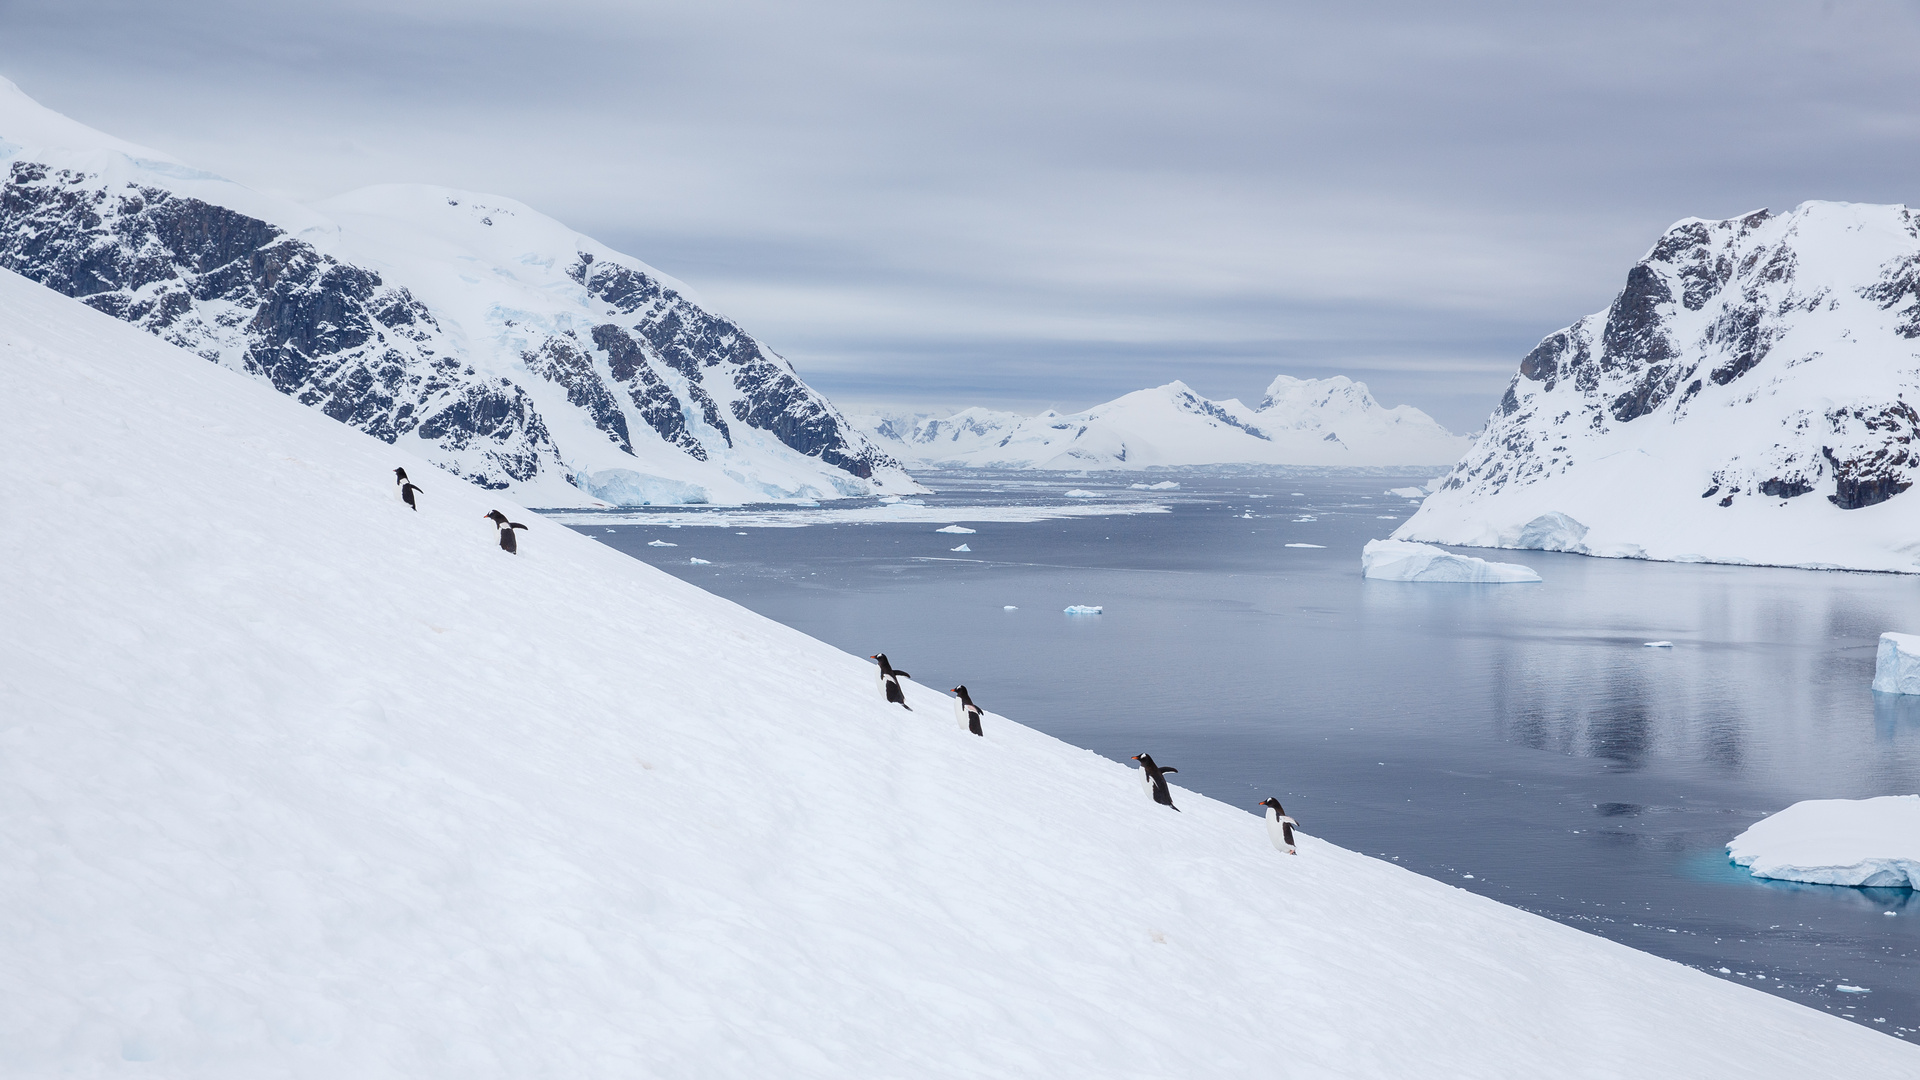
[555,469,1920,1039]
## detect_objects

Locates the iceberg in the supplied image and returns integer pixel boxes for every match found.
[1130,480,1181,490]
[1361,540,1541,583]
[951,544,971,552]
[1285,543,1326,549]
[1728,795,1920,888]
[1644,641,1674,648]
[689,557,711,565]
[647,540,678,547]
[936,525,977,534]
[1387,487,1426,499]
[1514,512,1590,553]
[1872,632,1920,695]
[1063,489,1102,499]
[1064,605,1104,615]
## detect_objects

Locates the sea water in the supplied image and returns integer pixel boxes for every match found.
[557,469,1920,1038]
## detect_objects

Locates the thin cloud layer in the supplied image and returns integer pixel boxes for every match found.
[3,0,1917,429]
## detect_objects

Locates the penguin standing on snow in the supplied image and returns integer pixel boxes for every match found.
[484,510,528,554]
[870,653,912,711]
[393,467,423,511]
[1259,797,1299,854]
[1132,753,1179,811]
[950,685,984,736]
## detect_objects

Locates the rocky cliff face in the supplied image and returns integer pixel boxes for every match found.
[0,83,909,506]
[1398,201,1920,572]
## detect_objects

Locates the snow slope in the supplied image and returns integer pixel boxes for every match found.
[0,75,911,506]
[3,267,1915,1075]
[1399,202,1920,572]
[1729,796,1920,889]
[855,374,1468,469]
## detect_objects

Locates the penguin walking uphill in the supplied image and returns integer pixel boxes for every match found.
[950,685,984,736]
[870,653,912,711]
[484,510,528,554]
[393,467,423,511]
[1259,797,1299,855]
[1132,753,1179,811]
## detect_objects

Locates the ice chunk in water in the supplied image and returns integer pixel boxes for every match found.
[1063,605,1103,615]
[1361,539,1540,583]
[951,544,971,552]
[1063,489,1102,499]
[1285,543,1325,549]
[1872,632,1920,694]
[648,540,678,547]
[1644,641,1674,648]
[936,525,976,534]
[689,557,711,565]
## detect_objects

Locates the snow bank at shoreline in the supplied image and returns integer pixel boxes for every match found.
[4,267,1915,1076]
[1729,796,1920,889]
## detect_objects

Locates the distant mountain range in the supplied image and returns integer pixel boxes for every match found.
[852,375,1470,469]
[0,77,914,506]
[1398,201,1920,572]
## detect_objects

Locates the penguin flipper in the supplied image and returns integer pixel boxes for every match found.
[1161,767,1178,774]
[893,670,910,679]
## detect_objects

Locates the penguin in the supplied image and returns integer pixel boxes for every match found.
[484,509,528,554]
[393,467,423,511]
[950,685,984,736]
[870,653,912,710]
[1259,797,1298,854]
[1131,753,1179,811]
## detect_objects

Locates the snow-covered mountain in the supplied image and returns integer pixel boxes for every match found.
[9,265,1917,1077]
[0,76,912,506]
[854,374,1468,469]
[1398,202,1920,572]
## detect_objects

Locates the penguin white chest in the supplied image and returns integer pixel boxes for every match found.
[1266,810,1296,852]
[955,699,968,730]
[1139,770,1155,797]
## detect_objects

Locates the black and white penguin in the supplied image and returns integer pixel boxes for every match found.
[870,653,912,710]
[1259,797,1298,854]
[393,467,423,511]
[950,685,984,736]
[484,509,528,554]
[1132,753,1179,811]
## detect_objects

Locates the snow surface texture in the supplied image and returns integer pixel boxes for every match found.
[1873,632,1920,694]
[1399,202,1920,573]
[0,76,914,507]
[3,269,1915,1075]
[1361,539,1543,583]
[1729,797,1920,888]
[852,375,1468,469]
[539,501,1169,529]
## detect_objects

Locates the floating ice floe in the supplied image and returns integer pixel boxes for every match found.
[1290,492,1305,496]
[951,544,971,552]
[1064,605,1104,615]
[1293,515,1317,522]
[936,525,977,534]
[1361,539,1541,583]
[1837,985,1872,994]
[1003,605,1018,610]
[1644,641,1674,648]
[1129,480,1181,490]
[688,557,711,565]
[1728,795,1920,888]
[647,540,678,547]
[1285,543,1326,549]
[1872,632,1920,695]
[1386,487,1426,499]
[1063,489,1102,499]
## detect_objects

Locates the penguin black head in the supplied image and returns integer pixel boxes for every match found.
[394,467,409,482]
[485,510,509,526]
[950,684,969,700]
[1260,797,1285,814]
[870,653,888,666]
[1132,753,1154,769]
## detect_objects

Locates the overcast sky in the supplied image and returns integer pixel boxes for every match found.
[3,0,1918,429]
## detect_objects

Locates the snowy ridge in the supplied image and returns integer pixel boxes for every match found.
[0,75,912,506]
[5,269,1917,1075]
[1399,202,1920,572]
[854,374,1468,469]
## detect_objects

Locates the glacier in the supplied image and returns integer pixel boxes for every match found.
[0,76,914,507]
[853,375,1468,469]
[1729,796,1920,889]
[1398,201,1920,573]
[3,266,1916,1075]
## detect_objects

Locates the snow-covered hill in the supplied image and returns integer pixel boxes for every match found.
[0,76,911,506]
[854,374,1468,469]
[1399,202,1920,572]
[6,268,1916,1076]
